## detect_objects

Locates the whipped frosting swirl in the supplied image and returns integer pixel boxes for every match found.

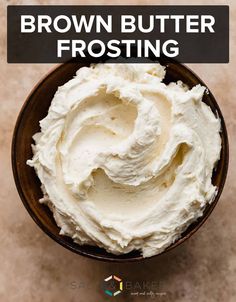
[27,63,221,257]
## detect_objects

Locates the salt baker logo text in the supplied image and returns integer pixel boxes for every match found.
[103,275,123,297]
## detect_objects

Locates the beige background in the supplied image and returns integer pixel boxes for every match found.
[0,0,235,301]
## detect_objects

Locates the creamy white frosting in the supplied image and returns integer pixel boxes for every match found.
[27,63,221,257]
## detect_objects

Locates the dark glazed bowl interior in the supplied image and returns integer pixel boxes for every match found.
[12,59,229,262]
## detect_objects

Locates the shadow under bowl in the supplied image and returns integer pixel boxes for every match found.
[12,58,229,262]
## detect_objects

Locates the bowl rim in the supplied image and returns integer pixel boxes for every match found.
[11,61,229,262]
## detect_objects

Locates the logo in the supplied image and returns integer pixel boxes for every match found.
[103,275,123,297]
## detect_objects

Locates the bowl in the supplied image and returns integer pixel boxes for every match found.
[12,59,229,262]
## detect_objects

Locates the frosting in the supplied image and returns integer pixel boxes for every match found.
[27,63,221,257]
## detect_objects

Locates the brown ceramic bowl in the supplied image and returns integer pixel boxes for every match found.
[12,59,229,262]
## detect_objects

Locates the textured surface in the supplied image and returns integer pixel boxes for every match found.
[0,0,235,301]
